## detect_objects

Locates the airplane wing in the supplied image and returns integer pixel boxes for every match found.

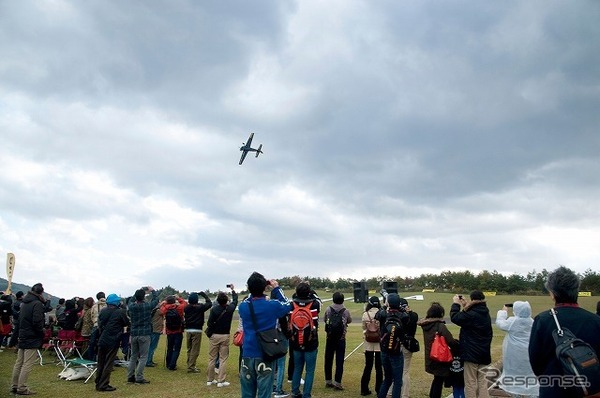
[246,132,254,147]
[239,150,248,165]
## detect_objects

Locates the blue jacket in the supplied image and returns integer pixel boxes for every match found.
[238,287,292,359]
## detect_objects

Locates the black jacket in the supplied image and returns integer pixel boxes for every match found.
[97,305,130,349]
[207,291,238,335]
[18,291,46,349]
[529,305,600,398]
[450,300,492,364]
[184,293,212,330]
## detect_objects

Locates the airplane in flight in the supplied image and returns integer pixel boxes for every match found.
[239,132,263,165]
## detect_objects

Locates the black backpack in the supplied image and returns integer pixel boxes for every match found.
[165,308,182,331]
[550,308,600,396]
[380,311,405,355]
[325,307,345,339]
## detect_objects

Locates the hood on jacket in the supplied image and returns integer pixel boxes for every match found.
[22,291,46,305]
[463,299,487,312]
[417,317,445,331]
[512,300,531,318]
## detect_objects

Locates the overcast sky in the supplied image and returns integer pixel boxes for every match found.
[1,1,599,299]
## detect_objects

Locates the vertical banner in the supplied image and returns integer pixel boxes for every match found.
[6,253,15,295]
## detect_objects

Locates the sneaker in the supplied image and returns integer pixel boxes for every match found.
[217,381,231,387]
[135,379,150,384]
[127,377,135,383]
[187,368,200,373]
[274,391,290,398]
[333,382,344,390]
[207,380,217,386]
[361,390,372,396]
[325,381,335,388]
[16,390,37,395]
[145,363,155,367]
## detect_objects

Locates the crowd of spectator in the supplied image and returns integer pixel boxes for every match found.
[2,265,599,397]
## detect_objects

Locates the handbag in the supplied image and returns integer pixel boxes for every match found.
[403,335,420,353]
[430,325,453,363]
[233,330,244,347]
[249,300,288,361]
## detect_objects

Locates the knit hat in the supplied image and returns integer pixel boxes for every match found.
[386,293,401,309]
[188,293,199,304]
[106,294,121,306]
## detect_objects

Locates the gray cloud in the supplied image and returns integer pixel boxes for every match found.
[1,0,599,297]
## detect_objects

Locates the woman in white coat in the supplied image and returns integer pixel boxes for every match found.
[495,301,539,397]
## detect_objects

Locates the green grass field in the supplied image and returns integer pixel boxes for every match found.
[1,291,597,397]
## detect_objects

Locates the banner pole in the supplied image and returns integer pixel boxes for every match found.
[6,253,15,295]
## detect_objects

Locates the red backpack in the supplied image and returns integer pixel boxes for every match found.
[290,301,314,345]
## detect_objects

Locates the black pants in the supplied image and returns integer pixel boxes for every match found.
[324,337,346,383]
[361,350,382,394]
[96,346,118,390]
[287,349,294,381]
[429,375,445,398]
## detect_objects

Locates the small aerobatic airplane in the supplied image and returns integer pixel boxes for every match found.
[239,132,263,165]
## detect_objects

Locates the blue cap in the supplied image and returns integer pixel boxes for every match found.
[106,294,121,306]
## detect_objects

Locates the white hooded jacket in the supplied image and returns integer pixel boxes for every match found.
[495,300,539,396]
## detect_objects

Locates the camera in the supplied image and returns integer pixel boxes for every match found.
[505,303,513,308]
[226,284,232,288]
[458,295,463,300]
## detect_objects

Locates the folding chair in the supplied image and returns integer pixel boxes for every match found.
[61,357,98,383]
[37,328,56,366]
[54,330,83,366]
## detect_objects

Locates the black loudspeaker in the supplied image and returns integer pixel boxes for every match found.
[382,281,398,294]
[353,281,368,303]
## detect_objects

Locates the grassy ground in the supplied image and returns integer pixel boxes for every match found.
[1,291,597,397]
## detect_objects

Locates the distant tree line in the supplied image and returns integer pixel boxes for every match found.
[276,268,600,295]
[4,268,599,302]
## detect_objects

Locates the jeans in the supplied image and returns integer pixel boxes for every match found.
[240,357,275,398]
[274,354,286,392]
[166,333,183,370]
[378,351,404,398]
[146,332,161,365]
[127,335,150,381]
[324,337,346,383]
[84,327,99,361]
[292,349,317,398]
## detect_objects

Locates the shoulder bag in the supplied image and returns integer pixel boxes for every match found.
[249,300,288,361]
[430,323,453,363]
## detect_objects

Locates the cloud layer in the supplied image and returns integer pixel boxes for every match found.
[1,1,599,298]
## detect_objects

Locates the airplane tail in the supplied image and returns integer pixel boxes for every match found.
[256,144,263,158]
